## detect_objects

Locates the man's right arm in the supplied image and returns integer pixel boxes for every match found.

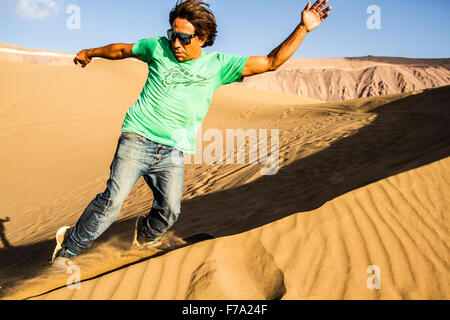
[73,43,141,68]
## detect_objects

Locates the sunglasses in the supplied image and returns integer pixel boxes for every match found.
[167,29,196,45]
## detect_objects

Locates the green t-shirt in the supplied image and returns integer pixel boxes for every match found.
[121,36,249,154]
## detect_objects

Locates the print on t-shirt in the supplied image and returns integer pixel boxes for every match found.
[162,67,208,88]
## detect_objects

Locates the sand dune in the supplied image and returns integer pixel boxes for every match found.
[0,53,449,300]
[26,156,450,300]
[242,56,450,101]
[0,43,76,66]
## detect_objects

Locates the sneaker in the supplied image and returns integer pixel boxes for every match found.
[50,226,72,264]
[52,247,76,272]
[132,216,162,250]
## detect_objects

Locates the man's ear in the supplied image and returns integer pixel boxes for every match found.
[198,35,207,47]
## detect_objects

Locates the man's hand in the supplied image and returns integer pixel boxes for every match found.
[73,49,92,68]
[239,0,333,77]
[300,0,332,33]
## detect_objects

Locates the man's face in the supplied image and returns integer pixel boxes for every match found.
[170,17,205,62]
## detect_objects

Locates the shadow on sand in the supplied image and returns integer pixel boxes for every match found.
[0,217,11,249]
[1,86,449,298]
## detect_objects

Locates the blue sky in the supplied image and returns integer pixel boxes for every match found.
[0,0,449,58]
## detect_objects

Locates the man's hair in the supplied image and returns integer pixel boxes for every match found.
[169,0,217,47]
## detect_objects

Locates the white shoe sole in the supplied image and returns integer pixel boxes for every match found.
[51,226,71,264]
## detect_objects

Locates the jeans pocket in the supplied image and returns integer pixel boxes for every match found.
[161,147,183,167]
[173,148,185,167]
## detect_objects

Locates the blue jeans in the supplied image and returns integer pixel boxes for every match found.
[65,132,185,255]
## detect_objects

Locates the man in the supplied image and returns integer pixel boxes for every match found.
[51,0,331,266]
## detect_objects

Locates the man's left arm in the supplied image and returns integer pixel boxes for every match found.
[242,0,332,77]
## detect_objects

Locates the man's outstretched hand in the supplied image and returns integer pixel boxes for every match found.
[73,49,91,68]
[300,0,332,33]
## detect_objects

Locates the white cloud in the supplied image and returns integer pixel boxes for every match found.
[16,0,63,20]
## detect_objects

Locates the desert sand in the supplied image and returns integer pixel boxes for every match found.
[0,46,449,300]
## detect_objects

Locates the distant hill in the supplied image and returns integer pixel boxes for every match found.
[0,42,76,66]
[242,56,450,101]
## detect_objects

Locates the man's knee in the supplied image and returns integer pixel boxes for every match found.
[146,202,180,235]
[95,178,130,210]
